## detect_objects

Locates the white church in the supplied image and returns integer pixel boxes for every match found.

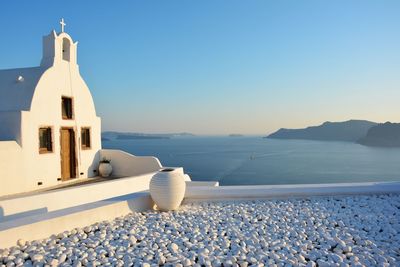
[0,20,199,247]
[0,20,102,196]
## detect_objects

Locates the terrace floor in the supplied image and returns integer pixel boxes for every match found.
[1,194,399,266]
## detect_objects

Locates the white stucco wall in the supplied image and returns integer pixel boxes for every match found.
[23,60,102,187]
[0,30,102,197]
[100,150,162,177]
[0,142,27,195]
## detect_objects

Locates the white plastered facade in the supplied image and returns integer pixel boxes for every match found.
[0,29,101,197]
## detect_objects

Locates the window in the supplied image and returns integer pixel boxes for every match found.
[62,97,73,119]
[39,127,53,153]
[81,127,91,149]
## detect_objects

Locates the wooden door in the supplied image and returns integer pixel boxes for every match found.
[60,128,76,180]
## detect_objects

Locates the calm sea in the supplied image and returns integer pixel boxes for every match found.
[102,136,400,185]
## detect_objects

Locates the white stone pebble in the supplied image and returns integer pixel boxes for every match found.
[1,194,399,266]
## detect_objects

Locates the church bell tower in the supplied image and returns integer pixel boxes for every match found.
[40,19,78,68]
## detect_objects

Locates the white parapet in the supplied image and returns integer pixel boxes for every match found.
[0,173,156,222]
[99,149,162,177]
[186,181,219,187]
[0,192,154,249]
[0,169,191,248]
[0,150,168,221]
[184,181,400,202]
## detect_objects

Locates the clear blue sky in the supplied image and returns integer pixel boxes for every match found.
[1,1,399,135]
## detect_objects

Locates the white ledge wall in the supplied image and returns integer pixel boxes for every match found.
[0,192,154,249]
[0,173,153,222]
[0,149,165,221]
[99,150,162,177]
[184,181,400,202]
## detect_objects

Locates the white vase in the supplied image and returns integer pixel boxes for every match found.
[150,168,186,211]
[99,162,112,177]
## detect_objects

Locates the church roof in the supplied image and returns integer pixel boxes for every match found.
[0,66,46,112]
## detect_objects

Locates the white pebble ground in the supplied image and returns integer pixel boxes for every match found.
[1,194,400,267]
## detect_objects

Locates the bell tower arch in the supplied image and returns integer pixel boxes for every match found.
[40,19,78,67]
[62,38,71,61]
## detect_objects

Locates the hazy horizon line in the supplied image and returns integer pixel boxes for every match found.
[102,118,398,136]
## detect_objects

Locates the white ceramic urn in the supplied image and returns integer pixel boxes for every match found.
[99,162,112,177]
[150,168,186,211]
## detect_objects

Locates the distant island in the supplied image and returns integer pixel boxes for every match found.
[267,120,377,142]
[358,122,400,147]
[229,134,244,137]
[102,131,195,141]
[116,135,170,140]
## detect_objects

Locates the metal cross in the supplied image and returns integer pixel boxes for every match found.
[60,18,66,32]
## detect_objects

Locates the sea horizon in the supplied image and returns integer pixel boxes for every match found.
[103,136,400,186]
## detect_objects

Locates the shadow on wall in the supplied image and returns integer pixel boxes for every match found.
[0,206,48,223]
[87,150,101,178]
[126,192,154,212]
[102,192,154,213]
